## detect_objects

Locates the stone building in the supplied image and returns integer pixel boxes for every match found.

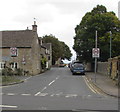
[42,43,52,68]
[39,38,52,69]
[0,22,42,75]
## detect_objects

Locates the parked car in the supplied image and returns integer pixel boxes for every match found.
[59,61,66,67]
[70,60,83,72]
[59,63,65,67]
[71,63,85,75]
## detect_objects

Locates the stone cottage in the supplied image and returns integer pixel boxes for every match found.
[39,38,52,69]
[0,22,41,75]
[42,43,52,69]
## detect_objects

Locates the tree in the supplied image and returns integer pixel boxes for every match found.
[59,41,72,60]
[42,34,72,65]
[73,5,120,62]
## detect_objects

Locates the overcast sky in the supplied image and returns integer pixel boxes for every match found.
[0,0,119,60]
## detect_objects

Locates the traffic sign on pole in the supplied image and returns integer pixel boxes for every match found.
[92,48,100,58]
[22,56,26,65]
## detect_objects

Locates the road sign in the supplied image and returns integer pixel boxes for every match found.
[22,56,26,65]
[10,47,17,57]
[92,48,100,58]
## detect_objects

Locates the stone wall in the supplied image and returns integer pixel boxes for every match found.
[97,62,108,75]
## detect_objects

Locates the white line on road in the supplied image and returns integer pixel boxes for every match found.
[21,94,31,96]
[65,94,77,98]
[56,76,60,80]
[35,76,60,96]
[42,87,47,91]
[48,76,59,86]
[7,93,15,96]
[24,76,32,81]
[50,94,55,97]
[35,76,59,96]
[48,80,55,86]
[35,92,41,96]
[37,93,48,96]
[35,86,47,96]
[0,105,18,108]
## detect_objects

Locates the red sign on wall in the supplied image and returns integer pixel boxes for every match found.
[10,47,17,57]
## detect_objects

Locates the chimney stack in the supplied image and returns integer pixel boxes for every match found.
[32,18,37,32]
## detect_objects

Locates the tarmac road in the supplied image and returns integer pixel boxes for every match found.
[1,67,118,111]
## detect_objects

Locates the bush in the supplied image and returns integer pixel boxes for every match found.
[41,57,47,69]
[1,67,14,76]
[14,68,23,76]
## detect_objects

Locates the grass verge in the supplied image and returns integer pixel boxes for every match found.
[0,76,21,85]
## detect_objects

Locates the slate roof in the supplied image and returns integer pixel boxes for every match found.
[1,30,34,48]
[42,43,52,50]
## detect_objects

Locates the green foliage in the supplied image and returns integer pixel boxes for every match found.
[59,41,72,60]
[2,67,14,76]
[73,5,120,62]
[42,34,72,64]
[14,68,24,76]
[1,67,24,76]
[41,56,47,69]
[2,76,20,85]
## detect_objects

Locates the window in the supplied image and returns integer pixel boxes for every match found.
[48,56,50,60]
[10,62,18,69]
[0,62,6,69]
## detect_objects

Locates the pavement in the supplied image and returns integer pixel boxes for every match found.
[86,72,119,98]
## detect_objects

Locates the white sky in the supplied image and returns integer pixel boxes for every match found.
[0,0,119,61]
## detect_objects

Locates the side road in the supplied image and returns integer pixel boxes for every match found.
[86,72,119,98]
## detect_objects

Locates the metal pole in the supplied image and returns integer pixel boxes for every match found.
[110,31,112,58]
[95,30,98,48]
[94,30,98,83]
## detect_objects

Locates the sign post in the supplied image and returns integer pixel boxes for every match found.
[22,56,26,75]
[92,30,100,83]
[92,48,100,58]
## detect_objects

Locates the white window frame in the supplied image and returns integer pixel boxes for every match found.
[0,62,5,69]
[10,62,18,70]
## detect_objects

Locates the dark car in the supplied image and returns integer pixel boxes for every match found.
[71,63,85,75]
[70,61,83,72]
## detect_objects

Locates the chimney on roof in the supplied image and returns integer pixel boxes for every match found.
[26,27,29,30]
[32,18,37,32]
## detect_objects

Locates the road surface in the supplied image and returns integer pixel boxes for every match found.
[1,67,118,111]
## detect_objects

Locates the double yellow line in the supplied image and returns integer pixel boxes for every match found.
[83,76,101,95]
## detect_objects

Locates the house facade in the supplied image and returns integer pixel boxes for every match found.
[0,22,42,75]
[42,43,52,69]
[39,38,52,69]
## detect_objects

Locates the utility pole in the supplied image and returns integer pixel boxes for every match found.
[94,30,98,83]
[110,31,112,58]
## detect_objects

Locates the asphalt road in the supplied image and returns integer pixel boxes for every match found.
[1,67,118,111]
